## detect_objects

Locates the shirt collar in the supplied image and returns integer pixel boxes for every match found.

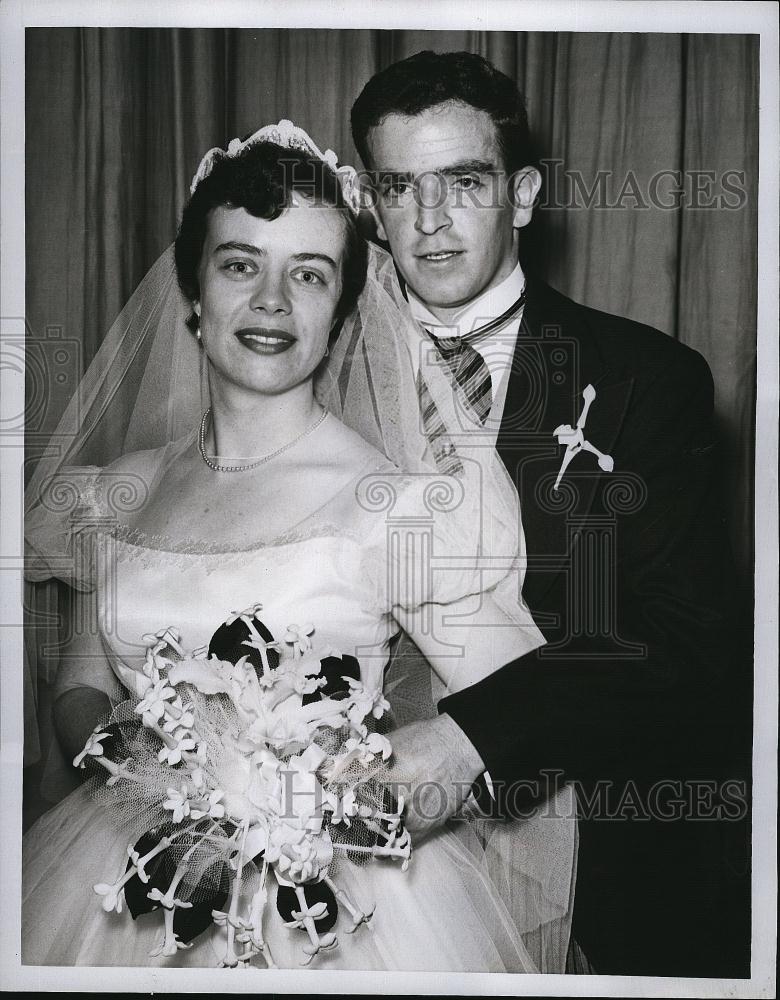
[406,263,526,338]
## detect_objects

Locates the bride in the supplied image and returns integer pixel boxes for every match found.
[22,125,575,972]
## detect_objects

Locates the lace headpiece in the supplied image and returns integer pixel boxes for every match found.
[189,119,362,214]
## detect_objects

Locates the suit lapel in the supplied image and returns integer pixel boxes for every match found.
[497,276,634,610]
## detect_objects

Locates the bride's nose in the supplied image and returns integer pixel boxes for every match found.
[249,269,292,315]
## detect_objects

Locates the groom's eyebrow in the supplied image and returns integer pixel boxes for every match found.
[376,159,497,184]
[439,158,496,176]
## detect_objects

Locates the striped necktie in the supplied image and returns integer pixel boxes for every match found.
[418,290,527,474]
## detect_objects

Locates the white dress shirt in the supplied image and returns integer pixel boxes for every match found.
[406,263,526,439]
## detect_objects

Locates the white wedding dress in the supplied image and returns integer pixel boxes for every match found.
[22,433,575,972]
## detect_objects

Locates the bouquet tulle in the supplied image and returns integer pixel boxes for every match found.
[76,604,410,966]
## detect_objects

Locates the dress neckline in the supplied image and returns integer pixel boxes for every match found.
[83,447,395,556]
[105,517,363,557]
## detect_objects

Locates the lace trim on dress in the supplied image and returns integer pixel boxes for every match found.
[105,519,365,572]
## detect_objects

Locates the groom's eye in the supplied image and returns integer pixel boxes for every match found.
[451,175,482,191]
[380,178,414,201]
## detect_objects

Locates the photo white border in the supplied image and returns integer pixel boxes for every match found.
[1,1,777,996]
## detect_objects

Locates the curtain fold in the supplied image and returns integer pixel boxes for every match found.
[23,28,757,790]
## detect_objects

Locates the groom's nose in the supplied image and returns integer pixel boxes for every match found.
[414,173,452,237]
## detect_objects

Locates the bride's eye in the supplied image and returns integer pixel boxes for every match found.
[223,260,256,276]
[292,268,325,287]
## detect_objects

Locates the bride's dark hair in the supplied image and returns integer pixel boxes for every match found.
[175,141,368,328]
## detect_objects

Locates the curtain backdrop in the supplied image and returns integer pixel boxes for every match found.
[23,29,757,796]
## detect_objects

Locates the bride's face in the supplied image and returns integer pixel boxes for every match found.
[195,203,345,396]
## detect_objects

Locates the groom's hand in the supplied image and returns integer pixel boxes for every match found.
[388,713,486,841]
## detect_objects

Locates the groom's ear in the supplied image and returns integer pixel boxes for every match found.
[373,209,389,244]
[511,167,542,230]
[359,172,389,243]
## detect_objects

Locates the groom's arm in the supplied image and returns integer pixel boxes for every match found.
[438,345,748,807]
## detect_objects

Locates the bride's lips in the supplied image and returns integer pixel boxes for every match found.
[234,327,295,356]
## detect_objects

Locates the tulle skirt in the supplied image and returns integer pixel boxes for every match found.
[22,783,546,972]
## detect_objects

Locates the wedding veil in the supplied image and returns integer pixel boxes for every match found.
[23,128,576,973]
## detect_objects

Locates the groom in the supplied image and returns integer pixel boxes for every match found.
[349,51,750,977]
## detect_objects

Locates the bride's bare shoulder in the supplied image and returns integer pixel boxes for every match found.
[317,414,397,475]
[99,435,193,485]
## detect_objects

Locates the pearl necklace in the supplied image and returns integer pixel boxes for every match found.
[197,406,328,473]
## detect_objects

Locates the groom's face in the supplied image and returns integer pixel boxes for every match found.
[366,100,533,321]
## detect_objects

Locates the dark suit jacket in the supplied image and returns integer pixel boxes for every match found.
[435,276,752,976]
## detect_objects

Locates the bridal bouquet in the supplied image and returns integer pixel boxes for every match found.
[75,604,411,967]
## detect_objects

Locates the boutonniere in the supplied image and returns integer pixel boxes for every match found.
[552,384,615,490]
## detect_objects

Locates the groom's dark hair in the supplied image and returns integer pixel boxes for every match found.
[350,50,534,175]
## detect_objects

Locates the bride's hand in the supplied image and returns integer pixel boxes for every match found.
[388,714,486,841]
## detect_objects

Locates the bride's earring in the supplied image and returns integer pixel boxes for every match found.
[193,302,201,341]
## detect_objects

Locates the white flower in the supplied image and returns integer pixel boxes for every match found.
[127,836,171,884]
[135,678,177,726]
[147,885,193,911]
[142,626,184,654]
[284,623,315,657]
[341,732,392,768]
[105,757,134,786]
[281,890,339,965]
[345,677,390,727]
[73,727,112,769]
[157,729,197,766]
[93,880,125,913]
[226,602,263,623]
[167,656,232,696]
[190,789,226,820]
[163,784,192,823]
[162,697,195,732]
[280,654,326,697]
[364,732,392,761]
[245,705,314,753]
[142,647,161,682]
[373,827,412,870]
[141,628,186,677]
[242,632,283,676]
[266,826,333,883]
